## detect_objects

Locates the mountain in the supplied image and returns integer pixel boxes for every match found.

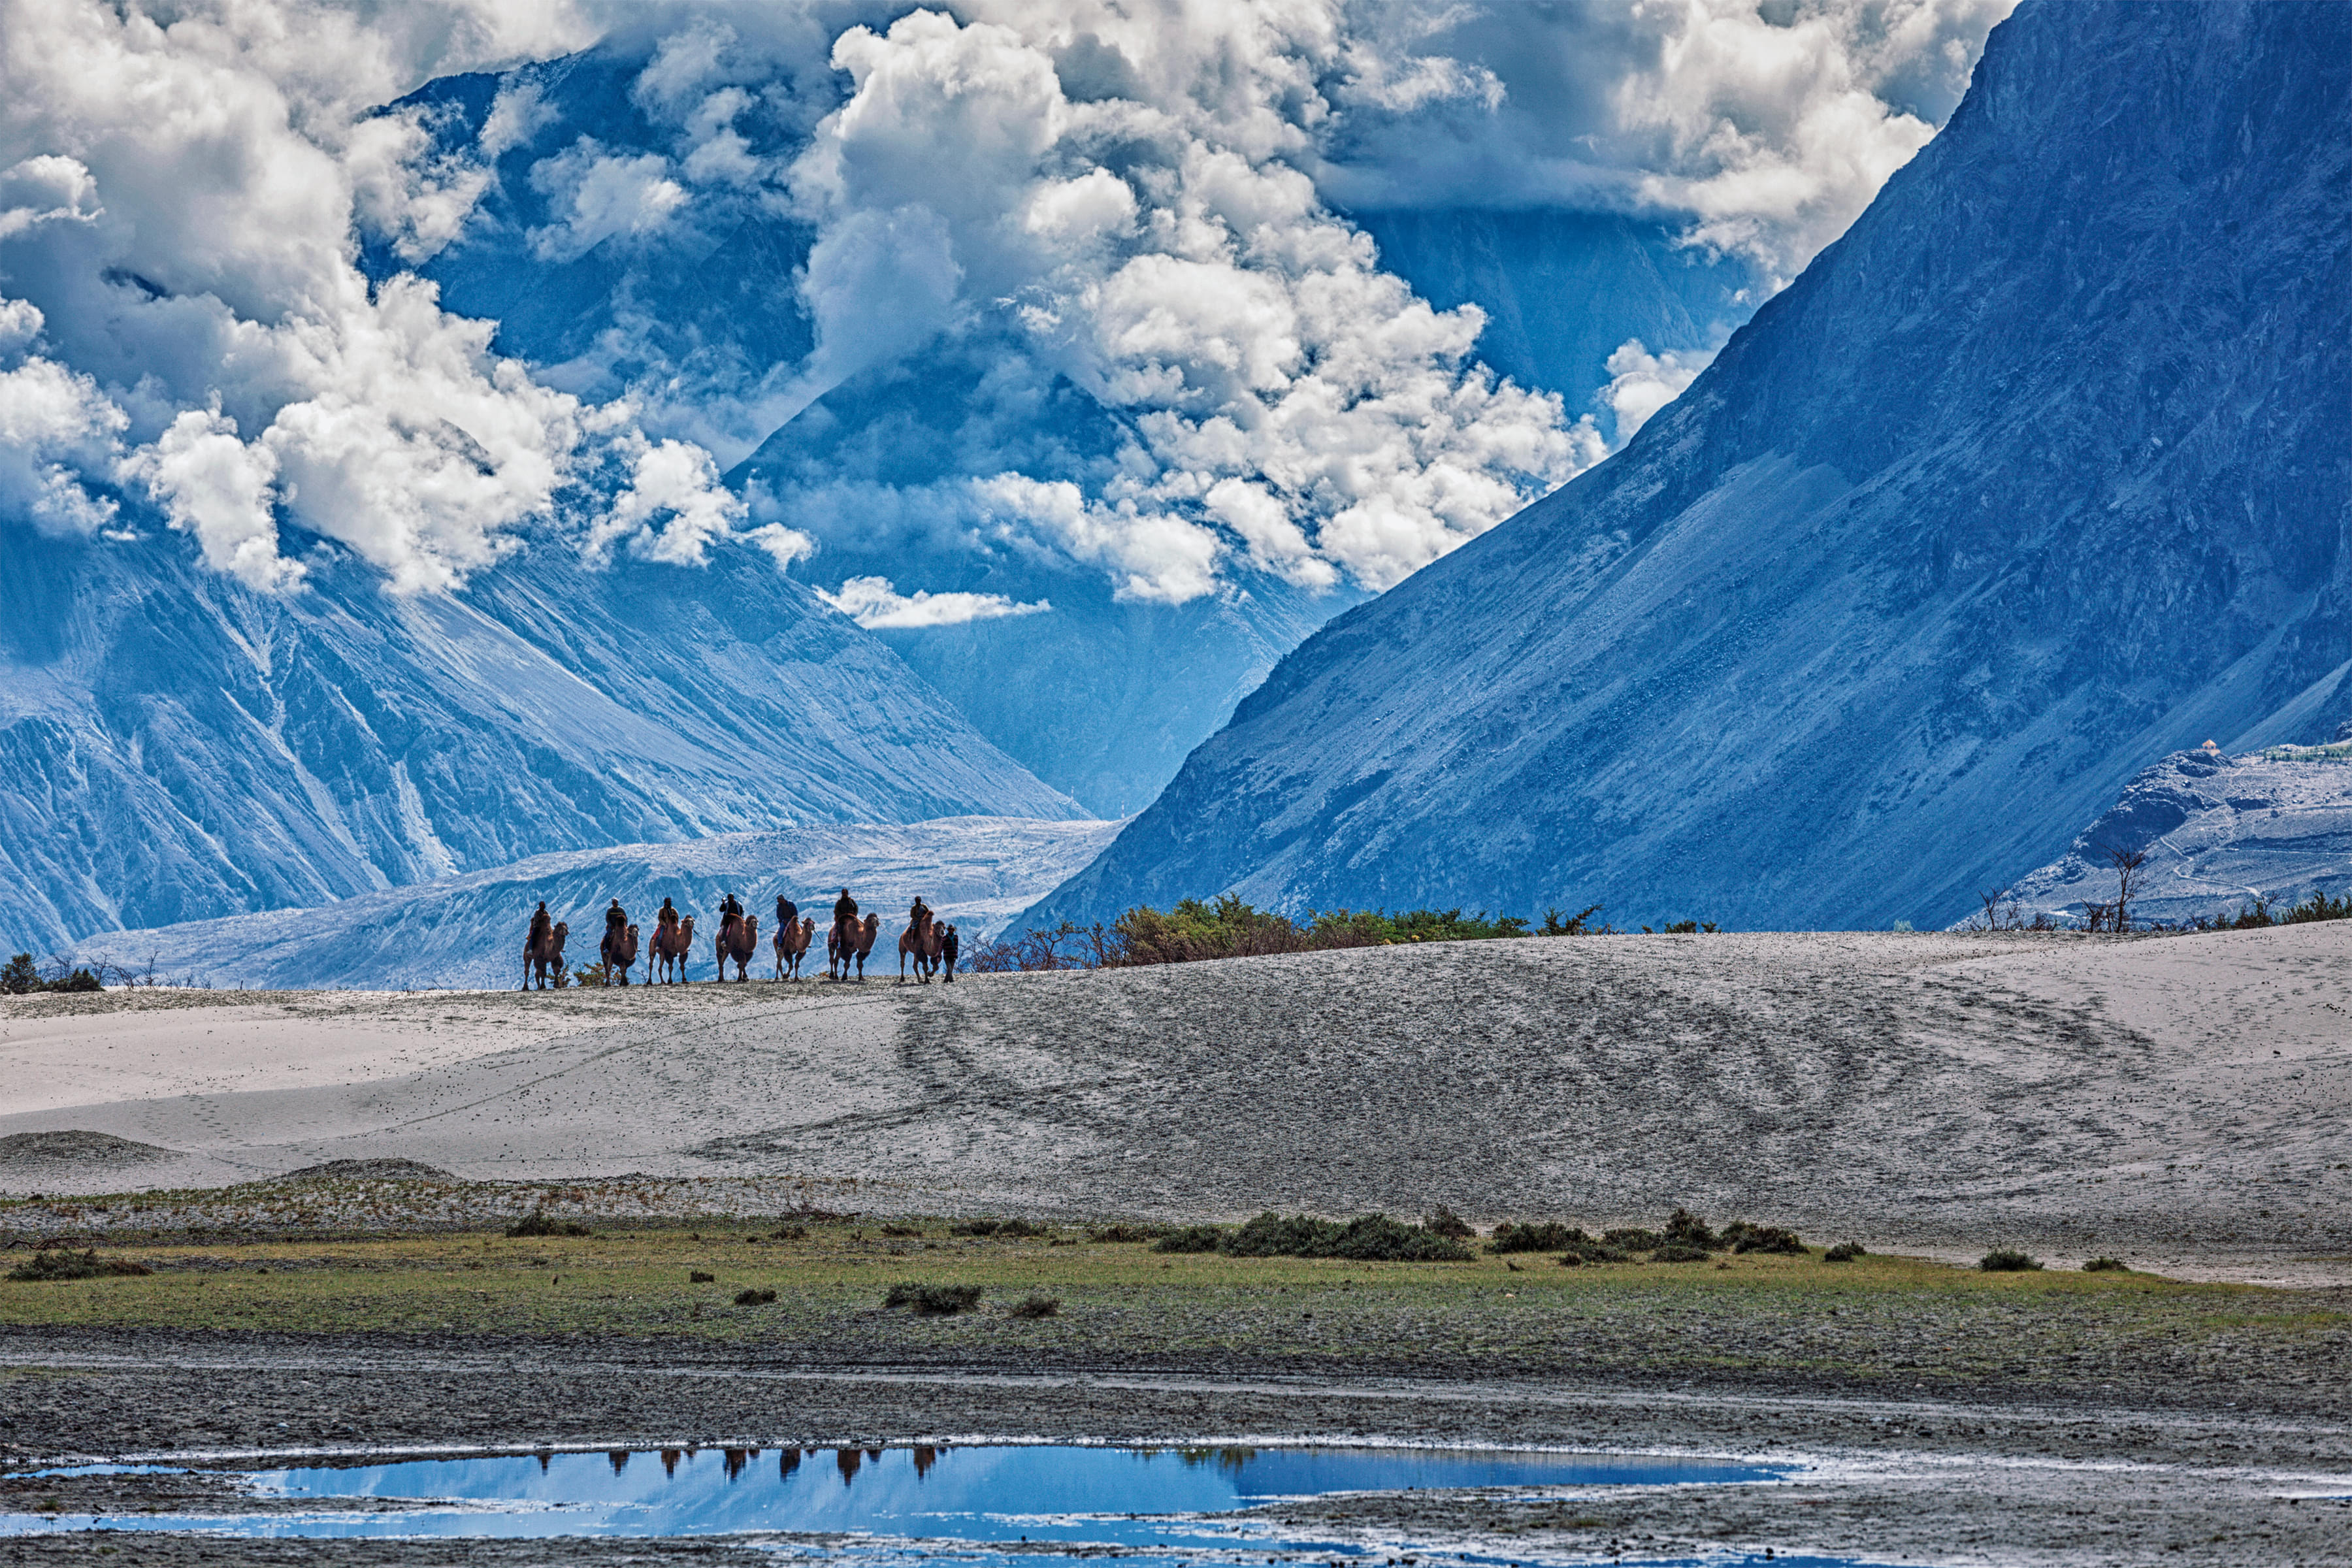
[396,55,1750,817]
[1026,0,2352,934]
[59,816,1118,990]
[1981,732,2352,929]
[0,525,1081,954]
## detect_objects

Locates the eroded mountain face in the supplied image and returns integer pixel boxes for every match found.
[1027,0,2351,934]
[0,531,1081,951]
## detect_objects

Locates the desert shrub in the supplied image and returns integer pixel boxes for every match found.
[1155,1214,1471,1262]
[1655,920,1722,934]
[734,1288,777,1306]
[1555,1251,1582,1267]
[879,1224,923,1237]
[1822,1242,1867,1263]
[1723,1222,1806,1256]
[1650,1244,1710,1263]
[7,1249,151,1281]
[1980,1249,2042,1273]
[950,1218,1047,1238]
[1539,904,1609,936]
[689,1269,716,1283]
[1223,1212,1473,1262]
[885,1282,982,1315]
[50,968,101,993]
[769,1225,808,1241]
[1,954,37,995]
[1490,1221,1590,1254]
[1009,1292,1062,1319]
[1601,1227,1663,1251]
[1664,1208,1720,1250]
[2285,890,2352,923]
[2082,1256,2129,1273]
[1424,1205,1475,1239]
[1563,1243,1630,1264]
[1153,1225,1225,1253]
[1088,1223,1156,1243]
[506,1213,591,1238]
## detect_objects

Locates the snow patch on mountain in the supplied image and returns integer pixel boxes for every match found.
[1983,730,2352,928]
[61,817,1121,992]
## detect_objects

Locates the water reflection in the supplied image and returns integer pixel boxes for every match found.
[1,1444,1799,1551]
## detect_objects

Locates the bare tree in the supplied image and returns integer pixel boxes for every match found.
[2106,845,2150,932]
[1974,887,2008,932]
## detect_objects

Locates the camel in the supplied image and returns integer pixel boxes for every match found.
[715,912,759,982]
[601,922,640,985]
[829,913,881,981]
[522,920,568,990]
[774,915,813,980]
[649,914,695,984]
[898,909,945,983]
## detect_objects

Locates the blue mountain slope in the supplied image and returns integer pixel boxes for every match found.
[0,526,1080,953]
[1025,0,2351,934]
[395,54,1750,817]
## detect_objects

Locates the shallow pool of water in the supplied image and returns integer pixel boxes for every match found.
[3,1442,1849,1563]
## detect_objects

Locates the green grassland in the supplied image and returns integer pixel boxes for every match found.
[3,1218,2342,1399]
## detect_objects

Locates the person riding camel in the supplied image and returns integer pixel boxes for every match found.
[604,898,627,939]
[719,891,743,933]
[529,901,552,945]
[908,894,932,930]
[831,887,858,949]
[776,892,798,932]
[656,897,679,931]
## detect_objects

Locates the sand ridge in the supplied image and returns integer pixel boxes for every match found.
[1,926,2345,1280]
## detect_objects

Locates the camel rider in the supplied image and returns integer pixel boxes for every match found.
[776,893,798,931]
[832,887,858,949]
[909,894,932,930]
[720,891,743,930]
[604,898,627,940]
[656,898,678,931]
[529,902,552,945]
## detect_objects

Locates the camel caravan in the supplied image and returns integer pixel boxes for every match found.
[519,887,960,990]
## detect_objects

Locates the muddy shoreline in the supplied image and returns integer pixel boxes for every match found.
[5,1327,2349,1567]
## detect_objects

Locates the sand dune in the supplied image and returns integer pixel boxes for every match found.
[2,926,2344,1281]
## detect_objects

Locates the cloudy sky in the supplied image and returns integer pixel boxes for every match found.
[0,0,2012,610]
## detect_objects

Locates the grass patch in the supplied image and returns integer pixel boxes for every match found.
[1009,1292,1062,1319]
[1087,1224,1156,1244]
[950,1220,1048,1238]
[2082,1257,2129,1273]
[1823,1242,1867,1264]
[689,1270,715,1284]
[885,1282,982,1315]
[1980,1249,2043,1273]
[0,1216,2333,1404]
[734,1288,777,1306]
[6,1250,152,1282]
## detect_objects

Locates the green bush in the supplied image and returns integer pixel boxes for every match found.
[885,1282,982,1315]
[1822,1241,1867,1263]
[2082,1256,2129,1273]
[1,954,37,995]
[879,1224,923,1237]
[1009,1292,1062,1319]
[1663,1208,1720,1249]
[1490,1221,1590,1254]
[689,1270,715,1283]
[1088,1223,1156,1243]
[1563,1243,1631,1264]
[734,1288,777,1306]
[951,1218,1048,1238]
[7,1249,151,1281]
[1155,1213,1472,1262]
[1723,1221,1806,1255]
[1601,1226,1663,1251]
[1424,1205,1475,1239]
[1650,1243,1710,1263]
[506,1213,591,1238]
[1980,1249,2042,1273]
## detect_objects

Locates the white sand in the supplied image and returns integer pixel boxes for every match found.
[3,926,2345,1282]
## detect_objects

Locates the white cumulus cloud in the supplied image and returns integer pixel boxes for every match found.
[817,574,1052,629]
[1599,336,1716,445]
